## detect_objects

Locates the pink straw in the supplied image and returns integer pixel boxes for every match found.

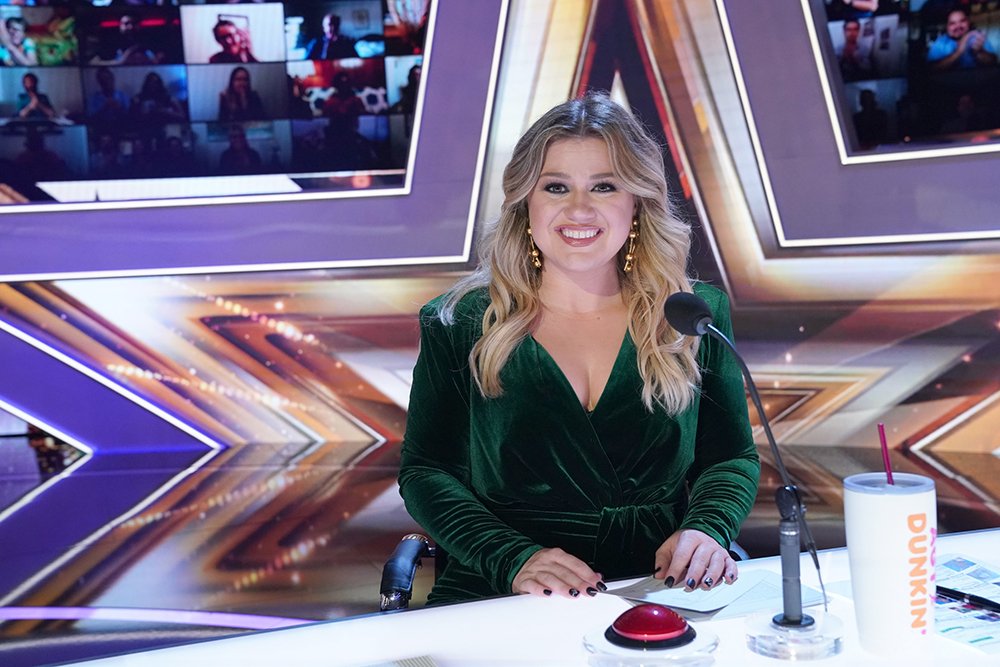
[877,422,894,485]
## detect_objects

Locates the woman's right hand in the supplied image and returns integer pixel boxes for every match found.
[237,29,253,56]
[512,547,606,598]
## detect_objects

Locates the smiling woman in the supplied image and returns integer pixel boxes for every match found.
[527,137,634,283]
[397,90,760,606]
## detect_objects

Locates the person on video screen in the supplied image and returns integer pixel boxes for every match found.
[853,88,889,149]
[131,71,186,123]
[218,123,262,173]
[87,67,131,125]
[306,12,357,60]
[323,70,364,118]
[218,65,265,121]
[322,112,378,171]
[95,13,160,66]
[390,63,421,114]
[927,8,998,70]
[209,18,257,64]
[14,128,69,182]
[939,92,990,133]
[90,132,124,178]
[155,134,201,177]
[0,17,38,66]
[836,19,874,81]
[15,72,56,121]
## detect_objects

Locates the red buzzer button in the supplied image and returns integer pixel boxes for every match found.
[606,603,696,649]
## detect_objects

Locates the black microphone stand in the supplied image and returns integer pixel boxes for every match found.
[703,322,823,628]
[665,291,841,658]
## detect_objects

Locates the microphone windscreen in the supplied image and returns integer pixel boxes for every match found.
[664,292,713,336]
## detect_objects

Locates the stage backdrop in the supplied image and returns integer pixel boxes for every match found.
[0,1,997,666]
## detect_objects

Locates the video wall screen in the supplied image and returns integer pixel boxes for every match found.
[0,1,428,208]
[817,0,1000,156]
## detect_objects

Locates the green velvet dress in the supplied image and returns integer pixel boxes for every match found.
[398,283,759,604]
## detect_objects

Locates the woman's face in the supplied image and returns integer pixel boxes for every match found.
[231,69,250,92]
[228,127,248,148]
[216,23,241,54]
[8,21,25,46]
[527,137,635,282]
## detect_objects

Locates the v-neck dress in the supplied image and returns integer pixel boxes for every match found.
[398,283,760,604]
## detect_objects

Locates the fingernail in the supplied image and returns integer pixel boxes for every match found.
[569,588,580,597]
[654,566,661,573]
[686,578,696,589]
[543,589,552,596]
[664,576,675,587]
[703,577,714,588]
[597,581,608,592]
[586,587,598,597]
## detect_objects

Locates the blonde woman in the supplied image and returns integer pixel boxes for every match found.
[399,91,759,604]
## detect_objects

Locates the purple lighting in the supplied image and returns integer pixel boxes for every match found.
[0,606,311,631]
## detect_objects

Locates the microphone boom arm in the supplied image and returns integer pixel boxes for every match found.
[704,323,825,625]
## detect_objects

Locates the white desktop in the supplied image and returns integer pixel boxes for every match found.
[72,528,999,666]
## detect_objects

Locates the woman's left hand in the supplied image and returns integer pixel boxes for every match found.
[653,528,737,590]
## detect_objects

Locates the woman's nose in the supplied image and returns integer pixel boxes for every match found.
[565,192,597,220]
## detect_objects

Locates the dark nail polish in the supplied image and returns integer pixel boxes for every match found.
[686,578,696,589]
[586,587,598,597]
[664,576,675,587]
[543,589,552,596]
[654,566,662,573]
[597,581,608,592]
[569,588,580,597]
[703,577,714,588]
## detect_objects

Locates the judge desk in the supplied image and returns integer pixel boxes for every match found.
[75,528,1000,666]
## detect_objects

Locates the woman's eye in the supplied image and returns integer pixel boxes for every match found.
[543,183,567,194]
[593,182,617,193]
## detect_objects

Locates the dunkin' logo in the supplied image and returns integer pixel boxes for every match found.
[907,513,936,633]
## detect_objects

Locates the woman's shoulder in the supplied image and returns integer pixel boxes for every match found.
[692,282,731,316]
[420,287,489,326]
[417,288,487,355]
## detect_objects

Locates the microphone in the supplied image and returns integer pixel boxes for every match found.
[664,292,825,629]
[663,292,713,336]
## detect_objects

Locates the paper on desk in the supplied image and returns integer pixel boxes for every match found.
[934,553,1000,655]
[608,569,824,620]
[937,553,1000,606]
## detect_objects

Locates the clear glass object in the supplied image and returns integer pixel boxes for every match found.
[745,609,844,660]
[583,625,719,666]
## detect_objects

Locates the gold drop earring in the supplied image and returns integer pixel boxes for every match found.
[527,228,542,269]
[623,220,638,273]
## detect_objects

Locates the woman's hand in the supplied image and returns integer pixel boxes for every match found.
[512,547,605,598]
[237,29,254,59]
[653,529,737,590]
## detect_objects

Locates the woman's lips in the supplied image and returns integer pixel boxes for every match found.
[557,226,602,245]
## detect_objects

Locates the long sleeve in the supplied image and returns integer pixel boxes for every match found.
[679,287,760,547]
[398,302,542,595]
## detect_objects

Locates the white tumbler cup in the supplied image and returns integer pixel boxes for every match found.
[843,472,936,656]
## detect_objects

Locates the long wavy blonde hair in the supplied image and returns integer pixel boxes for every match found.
[439,91,700,413]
